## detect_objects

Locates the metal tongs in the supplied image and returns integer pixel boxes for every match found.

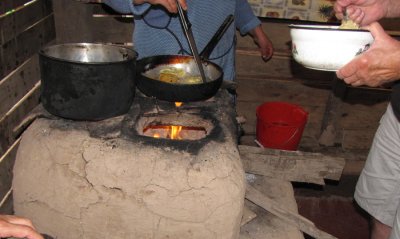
[176,0,207,83]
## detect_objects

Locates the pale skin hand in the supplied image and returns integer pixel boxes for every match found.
[0,215,44,239]
[249,25,274,61]
[336,22,400,87]
[133,0,187,13]
[334,0,399,26]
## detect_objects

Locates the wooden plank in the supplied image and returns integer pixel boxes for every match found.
[0,0,31,16]
[0,0,52,45]
[241,205,257,226]
[0,82,40,156]
[239,145,345,185]
[0,139,20,203]
[245,184,338,239]
[0,56,40,117]
[1,13,55,78]
[240,176,303,239]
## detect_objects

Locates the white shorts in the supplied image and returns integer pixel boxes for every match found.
[354,104,400,239]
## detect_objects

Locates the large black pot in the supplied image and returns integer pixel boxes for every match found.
[39,43,137,121]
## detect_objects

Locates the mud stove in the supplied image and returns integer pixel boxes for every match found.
[13,90,245,239]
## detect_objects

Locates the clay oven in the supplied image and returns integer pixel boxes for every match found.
[12,91,245,239]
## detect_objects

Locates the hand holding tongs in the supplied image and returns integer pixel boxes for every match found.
[175,0,208,83]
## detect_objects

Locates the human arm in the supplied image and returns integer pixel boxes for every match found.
[334,0,400,26]
[235,0,274,61]
[336,22,400,87]
[248,25,274,61]
[0,215,44,239]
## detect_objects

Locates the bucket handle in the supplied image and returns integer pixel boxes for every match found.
[280,128,299,148]
[255,128,300,150]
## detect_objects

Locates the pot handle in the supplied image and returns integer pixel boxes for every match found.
[200,14,234,60]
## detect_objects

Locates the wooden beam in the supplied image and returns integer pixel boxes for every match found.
[245,184,338,239]
[239,145,345,185]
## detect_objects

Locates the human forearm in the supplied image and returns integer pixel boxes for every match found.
[248,25,274,61]
[0,215,43,239]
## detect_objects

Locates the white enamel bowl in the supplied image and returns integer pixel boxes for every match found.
[289,24,374,71]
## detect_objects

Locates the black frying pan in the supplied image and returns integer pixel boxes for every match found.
[136,15,234,102]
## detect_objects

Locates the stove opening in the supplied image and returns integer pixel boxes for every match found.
[137,113,213,140]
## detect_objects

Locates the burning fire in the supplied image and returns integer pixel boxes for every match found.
[169,125,183,139]
[143,125,206,140]
[150,125,183,139]
[175,102,183,107]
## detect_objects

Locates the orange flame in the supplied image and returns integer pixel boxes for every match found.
[170,125,182,140]
[151,125,183,139]
[175,102,183,107]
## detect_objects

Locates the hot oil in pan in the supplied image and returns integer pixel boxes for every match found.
[144,64,211,84]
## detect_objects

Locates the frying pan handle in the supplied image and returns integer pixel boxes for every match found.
[200,14,234,60]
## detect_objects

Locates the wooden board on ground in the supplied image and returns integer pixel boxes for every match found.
[239,145,345,185]
[245,182,337,239]
[240,175,304,239]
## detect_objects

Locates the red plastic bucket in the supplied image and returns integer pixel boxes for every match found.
[256,102,308,151]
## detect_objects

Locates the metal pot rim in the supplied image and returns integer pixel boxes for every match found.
[39,43,138,65]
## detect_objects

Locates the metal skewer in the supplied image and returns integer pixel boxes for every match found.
[176,0,207,83]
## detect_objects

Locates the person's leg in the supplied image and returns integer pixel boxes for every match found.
[354,104,400,239]
[371,218,391,239]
